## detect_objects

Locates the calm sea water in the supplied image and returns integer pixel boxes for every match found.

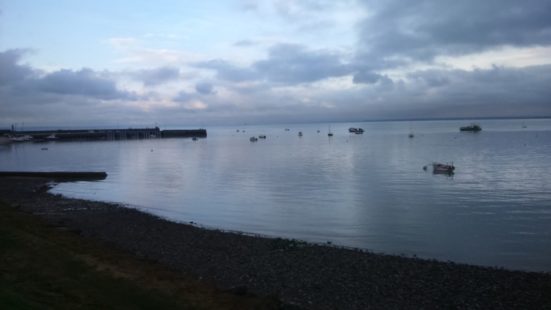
[1,119,550,272]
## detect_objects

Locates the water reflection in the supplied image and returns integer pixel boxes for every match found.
[1,119,551,271]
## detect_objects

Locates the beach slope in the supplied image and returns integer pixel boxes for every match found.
[1,176,550,309]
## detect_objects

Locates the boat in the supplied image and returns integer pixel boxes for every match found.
[192,137,198,141]
[355,128,364,134]
[432,162,455,174]
[10,135,33,142]
[46,134,58,140]
[349,127,358,133]
[258,135,266,139]
[460,124,482,132]
[249,136,258,142]
[408,133,414,138]
[328,125,333,137]
[298,132,303,137]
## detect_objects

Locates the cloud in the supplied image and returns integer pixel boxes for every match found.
[173,90,192,103]
[352,71,391,85]
[108,37,138,49]
[0,49,136,101]
[369,64,551,119]
[195,59,257,82]
[198,44,351,84]
[233,40,258,47]
[239,0,259,11]
[354,0,551,82]
[3,0,551,127]
[254,44,351,84]
[38,69,136,100]
[131,66,180,86]
[195,82,215,95]
[0,49,146,127]
[0,49,35,86]
[183,100,208,111]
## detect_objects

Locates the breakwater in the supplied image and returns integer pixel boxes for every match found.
[0,171,108,180]
[4,127,207,141]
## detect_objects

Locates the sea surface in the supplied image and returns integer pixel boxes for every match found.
[1,119,550,272]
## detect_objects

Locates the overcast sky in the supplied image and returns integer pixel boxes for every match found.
[1,0,551,127]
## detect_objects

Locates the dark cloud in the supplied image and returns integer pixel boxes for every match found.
[352,71,391,85]
[254,44,350,84]
[0,49,35,86]
[181,68,521,125]
[195,82,215,95]
[173,90,191,103]
[1,49,141,127]
[198,44,351,84]
[0,49,135,101]
[1,50,130,104]
[368,64,551,119]
[38,68,135,100]
[354,0,551,82]
[4,0,551,131]
[214,64,551,123]
[407,70,450,87]
[132,66,180,86]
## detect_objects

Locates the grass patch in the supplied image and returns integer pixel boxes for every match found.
[0,201,280,309]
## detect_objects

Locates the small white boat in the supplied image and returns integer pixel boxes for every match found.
[10,135,33,142]
[249,136,258,142]
[46,134,58,140]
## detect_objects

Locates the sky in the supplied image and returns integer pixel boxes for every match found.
[1,0,551,127]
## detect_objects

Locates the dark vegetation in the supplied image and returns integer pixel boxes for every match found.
[0,200,280,309]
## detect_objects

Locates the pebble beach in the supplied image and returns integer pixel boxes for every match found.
[1,176,550,309]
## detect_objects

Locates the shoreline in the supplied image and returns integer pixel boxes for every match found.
[1,176,550,309]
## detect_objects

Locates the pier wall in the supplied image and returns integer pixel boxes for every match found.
[161,129,207,138]
[7,127,207,141]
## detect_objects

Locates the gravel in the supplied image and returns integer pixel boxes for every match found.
[1,176,550,309]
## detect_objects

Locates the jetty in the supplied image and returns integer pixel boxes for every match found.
[0,171,107,180]
[1,127,207,141]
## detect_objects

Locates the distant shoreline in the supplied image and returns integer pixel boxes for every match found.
[360,116,551,123]
[2,116,550,132]
[1,176,550,309]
